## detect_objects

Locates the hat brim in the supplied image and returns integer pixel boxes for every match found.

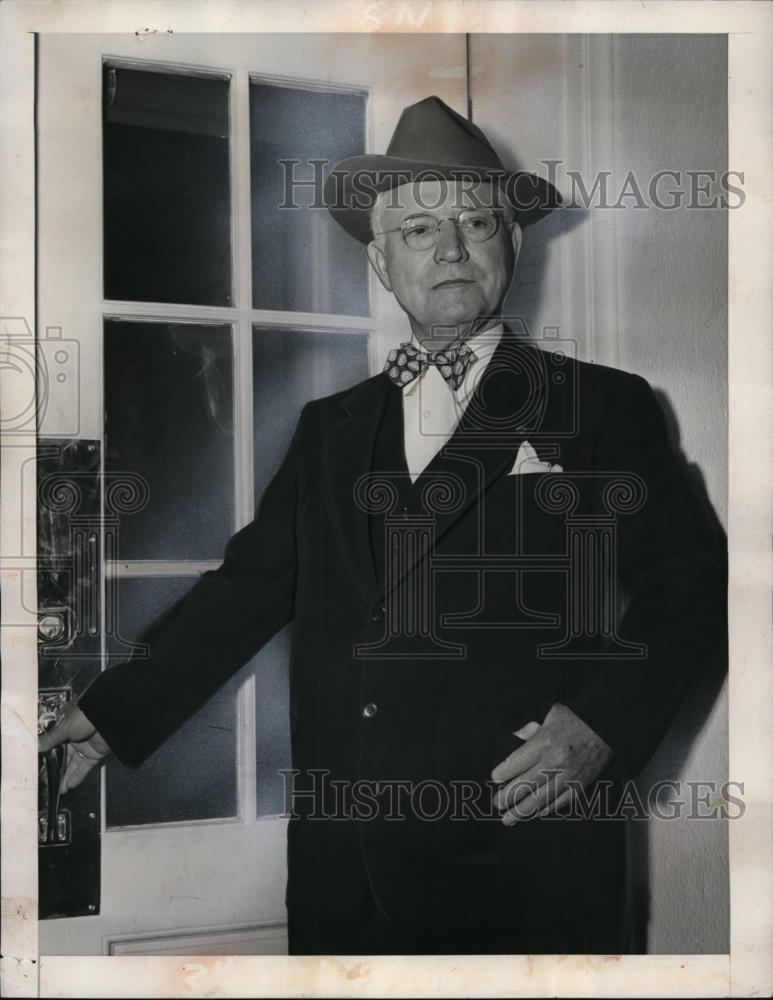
[323,154,562,244]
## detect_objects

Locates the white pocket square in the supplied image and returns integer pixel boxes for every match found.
[508,440,563,475]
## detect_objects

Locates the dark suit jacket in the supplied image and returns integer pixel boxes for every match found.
[79,330,726,953]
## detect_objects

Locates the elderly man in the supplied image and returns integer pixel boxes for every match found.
[40,97,724,955]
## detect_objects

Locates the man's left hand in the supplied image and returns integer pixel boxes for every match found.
[491,703,612,825]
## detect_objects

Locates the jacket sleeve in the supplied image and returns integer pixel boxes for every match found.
[78,403,311,768]
[563,373,727,780]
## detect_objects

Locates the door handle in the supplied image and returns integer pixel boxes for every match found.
[38,439,102,918]
[38,689,72,846]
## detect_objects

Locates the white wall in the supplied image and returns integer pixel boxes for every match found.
[612,33,728,955]
[471,33,728,952]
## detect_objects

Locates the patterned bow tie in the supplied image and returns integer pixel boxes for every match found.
[384,340,478,392]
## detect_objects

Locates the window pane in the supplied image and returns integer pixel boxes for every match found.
[105,576,239,826]
[103,65,232,306]
[250,327,368,816]
[250,83,368,315]
[252,327,369,500]
[253,624,292,816]
[104,320,234,561]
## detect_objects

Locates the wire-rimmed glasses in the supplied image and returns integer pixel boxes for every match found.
[373,208,502,251]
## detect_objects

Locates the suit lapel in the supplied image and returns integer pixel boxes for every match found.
[323,331,550,605]
[384,329,548,599]
[324,372,391,603]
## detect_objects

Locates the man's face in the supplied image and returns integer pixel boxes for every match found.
[367,180,522,343]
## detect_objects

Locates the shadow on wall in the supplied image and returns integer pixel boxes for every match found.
[626,388,729,954]
[648,385,727,779]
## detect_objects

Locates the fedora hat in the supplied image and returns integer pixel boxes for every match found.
[324,95,562,244]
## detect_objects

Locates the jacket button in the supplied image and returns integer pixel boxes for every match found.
[362,702,378,719]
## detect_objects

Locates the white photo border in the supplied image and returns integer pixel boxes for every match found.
[1,2,770,997]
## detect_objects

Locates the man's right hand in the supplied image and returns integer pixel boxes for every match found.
[38,703,111,793]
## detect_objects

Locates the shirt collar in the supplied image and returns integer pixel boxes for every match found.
[404,323,504,398]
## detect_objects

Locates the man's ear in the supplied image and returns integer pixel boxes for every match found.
[367,240,393,292]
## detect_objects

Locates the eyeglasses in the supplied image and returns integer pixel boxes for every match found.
[373,208,502,251]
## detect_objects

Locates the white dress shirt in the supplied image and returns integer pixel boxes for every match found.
[402,324,504,483]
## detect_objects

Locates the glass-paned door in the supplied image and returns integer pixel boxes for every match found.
[37,31,466,956]
[100,74,370,831]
